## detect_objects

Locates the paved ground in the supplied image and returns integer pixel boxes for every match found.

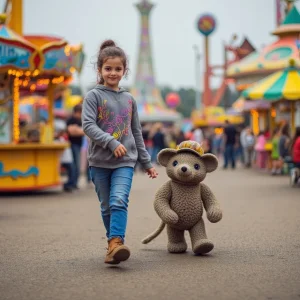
[1,165,300,300]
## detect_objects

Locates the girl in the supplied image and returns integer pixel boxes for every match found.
[82,40,158,265]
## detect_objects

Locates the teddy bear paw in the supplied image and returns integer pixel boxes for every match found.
[167,242,187,253]
[193,239,214,255]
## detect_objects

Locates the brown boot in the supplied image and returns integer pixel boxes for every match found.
[105,238,130,264]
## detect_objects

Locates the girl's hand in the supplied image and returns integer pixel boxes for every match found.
[114,144,127,158]
[146,167,158,179]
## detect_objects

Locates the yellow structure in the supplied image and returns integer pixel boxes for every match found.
[0,3,84,192]
[191,106,244,127]
[0,144,65,191]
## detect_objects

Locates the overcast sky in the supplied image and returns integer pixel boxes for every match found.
[3,0,298,90]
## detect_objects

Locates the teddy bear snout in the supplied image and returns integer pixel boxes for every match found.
[177,164,192,177]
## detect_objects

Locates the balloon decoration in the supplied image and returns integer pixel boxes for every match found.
[166,92,181,109]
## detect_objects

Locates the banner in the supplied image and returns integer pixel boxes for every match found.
[0,42,32,69]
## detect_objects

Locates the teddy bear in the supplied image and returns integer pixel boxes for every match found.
[142,140,222,255]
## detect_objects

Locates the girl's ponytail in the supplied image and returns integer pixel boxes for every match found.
[100,40,116,52]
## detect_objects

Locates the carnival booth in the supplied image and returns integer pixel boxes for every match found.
[0,14,84,192]
[243,59,300,134]
[233,97,271,135]
[227,6,300,135]
[191,106,244,128]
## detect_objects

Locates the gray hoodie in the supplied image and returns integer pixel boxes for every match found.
[82,85,152,170]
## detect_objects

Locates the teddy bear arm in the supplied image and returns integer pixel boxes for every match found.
[154,181,178,224]
[200,183,222,223]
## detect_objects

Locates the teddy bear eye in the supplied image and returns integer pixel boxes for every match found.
[194,164,200,170]
[173,160,178,167]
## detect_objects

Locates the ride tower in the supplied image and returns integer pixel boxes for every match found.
[133,0,164,107]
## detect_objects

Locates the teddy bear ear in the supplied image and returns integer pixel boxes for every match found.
[157,149,177,167]
[201,154,218,173]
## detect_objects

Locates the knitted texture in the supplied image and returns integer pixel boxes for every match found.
[142,144,222,254]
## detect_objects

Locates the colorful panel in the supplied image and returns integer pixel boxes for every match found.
[43,47,71,73]
[264,47,293,61]
[0,41,32,69]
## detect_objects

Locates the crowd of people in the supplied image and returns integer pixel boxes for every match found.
[56,107,300,192]
[141,120,300,179]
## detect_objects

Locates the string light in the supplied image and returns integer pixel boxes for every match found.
[22,80,29,87]
[37,79,50,85]
[32,69,40,77]
[251,109,259,136]
[30,84,36,92]
[52,76,65,84]
[271,108,276,118]
[214,128,224,135]
[64,45,71,56]
[13,78,20,143]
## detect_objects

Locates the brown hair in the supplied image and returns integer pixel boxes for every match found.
[97,40,129,84]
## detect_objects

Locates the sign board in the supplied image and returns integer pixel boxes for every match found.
[197,14,216,36]
[0,42,32,69]
[43,48,71,73]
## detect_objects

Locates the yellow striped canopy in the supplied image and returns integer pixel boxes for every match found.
[242,65,300,101]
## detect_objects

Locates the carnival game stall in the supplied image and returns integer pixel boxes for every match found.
[0,14,84,192]
[191,106,244,128]
[242,59,300,134]
[242,59,300,170]
[233,97,271,135]
[227,6,300,90]
[227,6,300,134]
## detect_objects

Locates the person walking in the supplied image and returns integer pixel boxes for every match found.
[223,120,237,169]
[67,104,84,189]
[82,40,158,265]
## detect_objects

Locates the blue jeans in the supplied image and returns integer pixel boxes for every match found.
[86,162,91,183]
[90,166,134,241]
[224,144,236,169]
[151,146,162,163]
[61,163,75,188]
[71,144,81,187]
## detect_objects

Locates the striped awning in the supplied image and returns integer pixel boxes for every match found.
[242,61,300,101]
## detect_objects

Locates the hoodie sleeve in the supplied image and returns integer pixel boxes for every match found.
[131,99,153,170]
[82,92,120,152]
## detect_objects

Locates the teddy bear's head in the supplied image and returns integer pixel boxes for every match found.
[157,141,218,184]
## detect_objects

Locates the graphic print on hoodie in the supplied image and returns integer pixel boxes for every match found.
[82,85,152,170]
[98,98,132,141]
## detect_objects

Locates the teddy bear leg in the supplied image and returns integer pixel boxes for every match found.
[167,225,187,253]
[189,218,214,255]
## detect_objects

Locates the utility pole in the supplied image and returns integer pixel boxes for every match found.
[193,45,201,111]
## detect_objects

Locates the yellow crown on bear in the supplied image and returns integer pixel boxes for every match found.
[176,140,204,156]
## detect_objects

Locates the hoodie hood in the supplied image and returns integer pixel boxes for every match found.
[95,84,127,94]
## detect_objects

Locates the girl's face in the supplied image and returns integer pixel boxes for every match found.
[99,57,125,90]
